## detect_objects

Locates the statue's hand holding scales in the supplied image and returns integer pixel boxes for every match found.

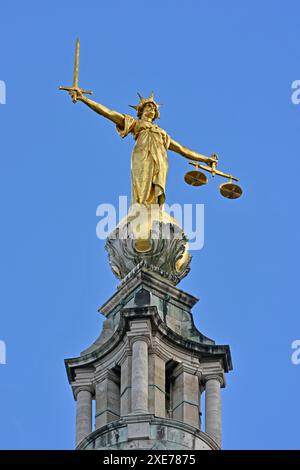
[59,39,242,201]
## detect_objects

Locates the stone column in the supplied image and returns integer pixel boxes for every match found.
[95,369,120,429]
[131,338,149,414]
[172,364,200,428]
[75,387,93,446]
[204,376,222,447]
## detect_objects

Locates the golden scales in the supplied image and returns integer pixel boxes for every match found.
[184,154,243,199]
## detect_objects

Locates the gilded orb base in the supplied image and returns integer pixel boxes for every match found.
[105,204,191,285]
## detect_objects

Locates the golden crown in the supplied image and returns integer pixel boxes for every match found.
[129,91,161,119]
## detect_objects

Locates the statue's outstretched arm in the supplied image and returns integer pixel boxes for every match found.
[169,139,216,165]
[71,90,124,128]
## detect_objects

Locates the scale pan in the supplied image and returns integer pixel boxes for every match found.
[184,171,208,187]
[219,182,243,199]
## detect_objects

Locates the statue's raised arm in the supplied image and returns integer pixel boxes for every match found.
[59,38,124,129]
[71,90,124,129]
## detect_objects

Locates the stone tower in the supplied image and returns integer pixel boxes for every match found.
[65,215,232,450]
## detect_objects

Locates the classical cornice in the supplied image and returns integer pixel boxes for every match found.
[65,305,232,383]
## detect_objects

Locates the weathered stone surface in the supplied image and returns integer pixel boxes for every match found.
[172,365,200,428]
[131,339,148,414]
[80,267,216,357]
[128,422,150,440]
[148,354,165,418]
[65,267,232,450]
[205,376,222,447]
[76,416,219,450]
[120,356,131,416]
[76,389,93,446]
[95,370,120,429]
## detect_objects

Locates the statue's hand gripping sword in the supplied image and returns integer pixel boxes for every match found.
[59,38,93,103]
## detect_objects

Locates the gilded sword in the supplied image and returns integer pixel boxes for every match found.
[59,38,93,102]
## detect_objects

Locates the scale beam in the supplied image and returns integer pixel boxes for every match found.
[188,162,239,182]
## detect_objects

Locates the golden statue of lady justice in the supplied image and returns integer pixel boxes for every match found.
[71,89,218,206]
[59,40,242,207]
[59,40,242,278]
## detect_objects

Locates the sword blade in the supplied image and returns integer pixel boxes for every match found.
[73,38,80,88]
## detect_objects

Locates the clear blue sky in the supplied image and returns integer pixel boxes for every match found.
[0,0,300,450]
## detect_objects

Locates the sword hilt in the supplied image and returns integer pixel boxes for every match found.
[58,86,93,103]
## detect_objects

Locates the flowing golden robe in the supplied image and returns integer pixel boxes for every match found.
[117,115,171,206]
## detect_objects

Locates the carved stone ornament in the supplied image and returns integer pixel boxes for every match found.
[105,205,191,285]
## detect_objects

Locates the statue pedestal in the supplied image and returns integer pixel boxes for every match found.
[105,205,191,285]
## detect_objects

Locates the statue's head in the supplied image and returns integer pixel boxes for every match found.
[140,101,157,121]
[129,91,161,121]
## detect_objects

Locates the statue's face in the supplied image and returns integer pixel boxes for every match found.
[141,102,156,121]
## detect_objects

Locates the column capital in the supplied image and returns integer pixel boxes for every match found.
[127,334,152,348]
[73,384,94,400]
[202,374,225,388]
